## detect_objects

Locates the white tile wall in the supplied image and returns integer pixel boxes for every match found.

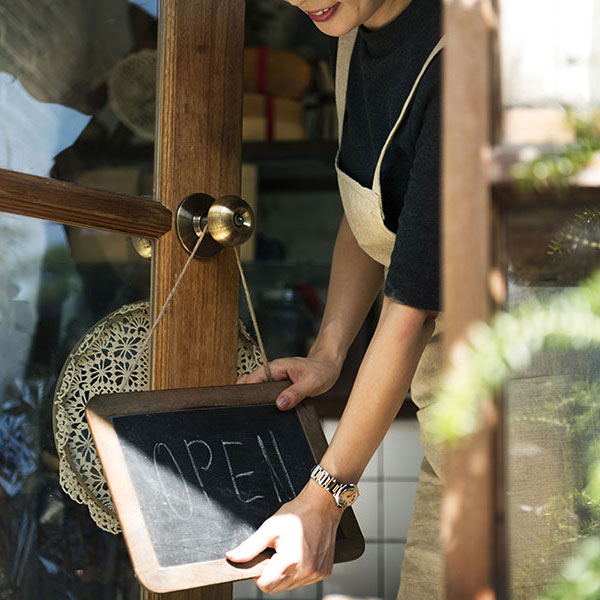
[383,544,406,600]
[321,419,381,480]
[234,579,320,600]
[234,577,259,600]
[352,480,379,540]
[323,543,380,598]
[382,421,423,479]
[232,419,423,600]
[383,482,419,540]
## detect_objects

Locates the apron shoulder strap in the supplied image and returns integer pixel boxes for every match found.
[335,28,359,146]
[372,37,445,196]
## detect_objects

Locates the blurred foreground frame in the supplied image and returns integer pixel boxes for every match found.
[441,0,600,597]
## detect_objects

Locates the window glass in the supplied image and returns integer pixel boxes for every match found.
[504,203,600,598]
[0,0,157,198]
[0,214,150,597]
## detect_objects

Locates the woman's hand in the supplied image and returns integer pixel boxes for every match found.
[226,482,342,593]
[236,351,342,410]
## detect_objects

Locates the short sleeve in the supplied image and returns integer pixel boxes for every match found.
[384,86,441,312]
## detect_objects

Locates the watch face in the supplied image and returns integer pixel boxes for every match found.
[337,485,359,508]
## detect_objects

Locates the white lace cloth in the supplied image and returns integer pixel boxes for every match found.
[53,301,263,533]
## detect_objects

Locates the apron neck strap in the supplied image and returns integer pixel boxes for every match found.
[335,28,359,146]
[372,37,445,196]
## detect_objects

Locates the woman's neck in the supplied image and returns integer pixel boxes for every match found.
[364,0,414,30]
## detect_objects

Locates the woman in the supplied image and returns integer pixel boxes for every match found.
[228,0,444,597]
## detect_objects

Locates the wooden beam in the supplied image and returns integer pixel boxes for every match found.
[143,585,233,600]
[145,0,245,598]
[493,181,600,208]
[0,168,172,237]
[441,0,500,598]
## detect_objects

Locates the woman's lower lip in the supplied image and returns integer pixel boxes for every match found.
[307,2,340,22]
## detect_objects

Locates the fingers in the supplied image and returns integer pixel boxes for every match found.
[236,366,268,384]
[226,523,275,563]
[255,552,297,593]
[275,377,316,410]
[255,552,328,594]
[237,361,290,385]
[237,357,333,410]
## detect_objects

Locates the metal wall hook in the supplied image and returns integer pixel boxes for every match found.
[175,193,255,258]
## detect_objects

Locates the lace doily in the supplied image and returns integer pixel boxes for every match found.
[53,301,263,534]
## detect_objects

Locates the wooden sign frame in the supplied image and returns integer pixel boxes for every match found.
[86,381,364,594]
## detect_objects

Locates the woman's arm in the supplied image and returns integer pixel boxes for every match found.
[318,297,436,481]
[228,297,436,593]
[238,214,384,407]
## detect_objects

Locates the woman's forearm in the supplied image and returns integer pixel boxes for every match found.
[318,298,437,483]
[309,215,385,369]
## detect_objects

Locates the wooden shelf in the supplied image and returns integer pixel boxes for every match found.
[65,139,338,165]
[492,180,600,207]
[242,140,338,162]
[492,147,600,207]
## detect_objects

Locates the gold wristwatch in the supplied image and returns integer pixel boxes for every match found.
[310,464,359,509]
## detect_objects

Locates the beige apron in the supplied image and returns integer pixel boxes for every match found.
[335,29,445,599]
[336,32,589,600]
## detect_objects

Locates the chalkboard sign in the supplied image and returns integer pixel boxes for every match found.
[86,381,364,594]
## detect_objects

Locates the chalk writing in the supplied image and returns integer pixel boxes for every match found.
[222,441,264,504]
[184,439,213,507]
[151,429,299,519]
[111,404,317,568]
[153,442,193,520]
[257,430,295,503]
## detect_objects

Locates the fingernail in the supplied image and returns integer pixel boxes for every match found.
[276,396,290,409]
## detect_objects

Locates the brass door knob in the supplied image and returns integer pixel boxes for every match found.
[207,195,254,247]
[132,237,153,259]
[176,193,255,258]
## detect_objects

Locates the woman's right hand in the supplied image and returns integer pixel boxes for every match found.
[236,352,342,410]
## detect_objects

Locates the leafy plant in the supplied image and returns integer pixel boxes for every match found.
[429,269,600,444]
[427,267,600,599]
[511,110,600,192]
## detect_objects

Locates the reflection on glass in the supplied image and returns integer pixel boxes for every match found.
[505,205,600,599]
[0,213,150,598]
[0,1,158,195]
[501,0,600,108]
[0,74,91,177]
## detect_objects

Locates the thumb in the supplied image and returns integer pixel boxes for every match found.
[276,379,314,411]
[226,523,275,563]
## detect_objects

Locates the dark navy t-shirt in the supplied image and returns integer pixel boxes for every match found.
[332,0,442,311]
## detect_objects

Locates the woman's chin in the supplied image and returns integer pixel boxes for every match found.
[312,19,357,37]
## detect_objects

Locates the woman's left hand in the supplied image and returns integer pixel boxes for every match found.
[226,483,343,593]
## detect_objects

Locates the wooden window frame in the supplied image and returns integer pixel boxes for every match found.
[442,2,600,598]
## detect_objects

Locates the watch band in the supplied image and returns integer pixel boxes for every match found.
[310,464,359,508]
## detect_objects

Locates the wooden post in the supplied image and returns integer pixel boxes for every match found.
[441,0,501,598]
[145,0,245,598]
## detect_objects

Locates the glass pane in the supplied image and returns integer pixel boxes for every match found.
[0,0,158,197]
[500,0,600,152]
[501,0,600,110]
[239,0,344,362]
[0,212,151,598]
[500,5,600,596]
[504,203,600,599]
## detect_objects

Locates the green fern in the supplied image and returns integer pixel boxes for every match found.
[511,110,600,192]
[427,269,600,599]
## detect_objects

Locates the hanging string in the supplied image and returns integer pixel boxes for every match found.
[234,248,273,382]
[120,226,208,392]
[120,225,272,392]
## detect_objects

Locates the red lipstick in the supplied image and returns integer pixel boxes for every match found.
[306,2,340,22]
